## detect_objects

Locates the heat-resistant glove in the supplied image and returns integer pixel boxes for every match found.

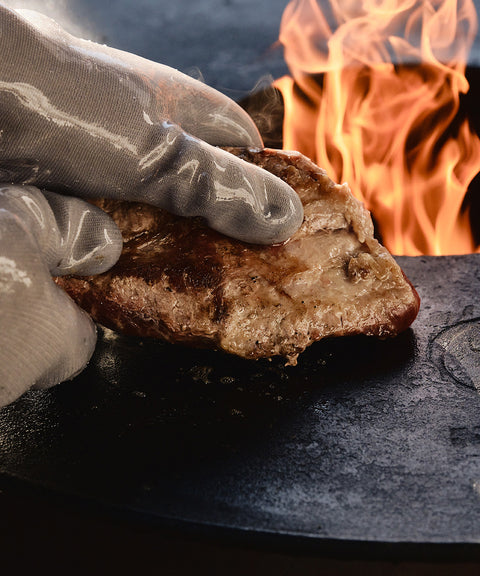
[0,185,122,406]
[0,6,303,407]
[0,6,303,244]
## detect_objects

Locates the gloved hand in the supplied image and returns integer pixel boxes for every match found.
[0,6,303,407]
[0,5,303,243]
[0,185,122,406]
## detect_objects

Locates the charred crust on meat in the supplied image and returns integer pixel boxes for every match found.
[54,147,420,364]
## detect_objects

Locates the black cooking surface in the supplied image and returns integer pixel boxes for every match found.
[1,255,479,556]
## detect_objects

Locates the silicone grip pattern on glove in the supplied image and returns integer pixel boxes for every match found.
[0,185,123,407]
[0,6,303,244]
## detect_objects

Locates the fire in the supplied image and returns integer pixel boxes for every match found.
[275,0,480,255]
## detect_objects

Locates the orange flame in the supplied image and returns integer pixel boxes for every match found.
[275,0,480,255]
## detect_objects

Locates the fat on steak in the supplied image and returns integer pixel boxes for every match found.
[55,147,420,365]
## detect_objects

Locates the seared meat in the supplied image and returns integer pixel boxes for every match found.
[55,147,420,365]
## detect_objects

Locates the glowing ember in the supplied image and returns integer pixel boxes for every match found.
[275,0,480,255]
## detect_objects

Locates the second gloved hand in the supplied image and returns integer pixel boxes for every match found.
[0,185,122,407]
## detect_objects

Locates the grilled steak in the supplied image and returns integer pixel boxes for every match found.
[55,147,420,365]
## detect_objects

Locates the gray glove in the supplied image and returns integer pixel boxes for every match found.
[0,6,303,407]
[0,6,303,243]
[0,185,122,406]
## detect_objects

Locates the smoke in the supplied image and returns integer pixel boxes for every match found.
[238,74,286,148]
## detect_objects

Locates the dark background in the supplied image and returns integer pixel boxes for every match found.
[3,0,292,98]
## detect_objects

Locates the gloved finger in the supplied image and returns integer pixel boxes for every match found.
[13,7,263,147]
[125,125,304,244]
[42,190,123,275]
[0,185,123,276]
[2,90,303,243]
[0,211,97,407]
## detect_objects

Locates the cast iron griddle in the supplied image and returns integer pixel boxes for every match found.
[0,255,479,555]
